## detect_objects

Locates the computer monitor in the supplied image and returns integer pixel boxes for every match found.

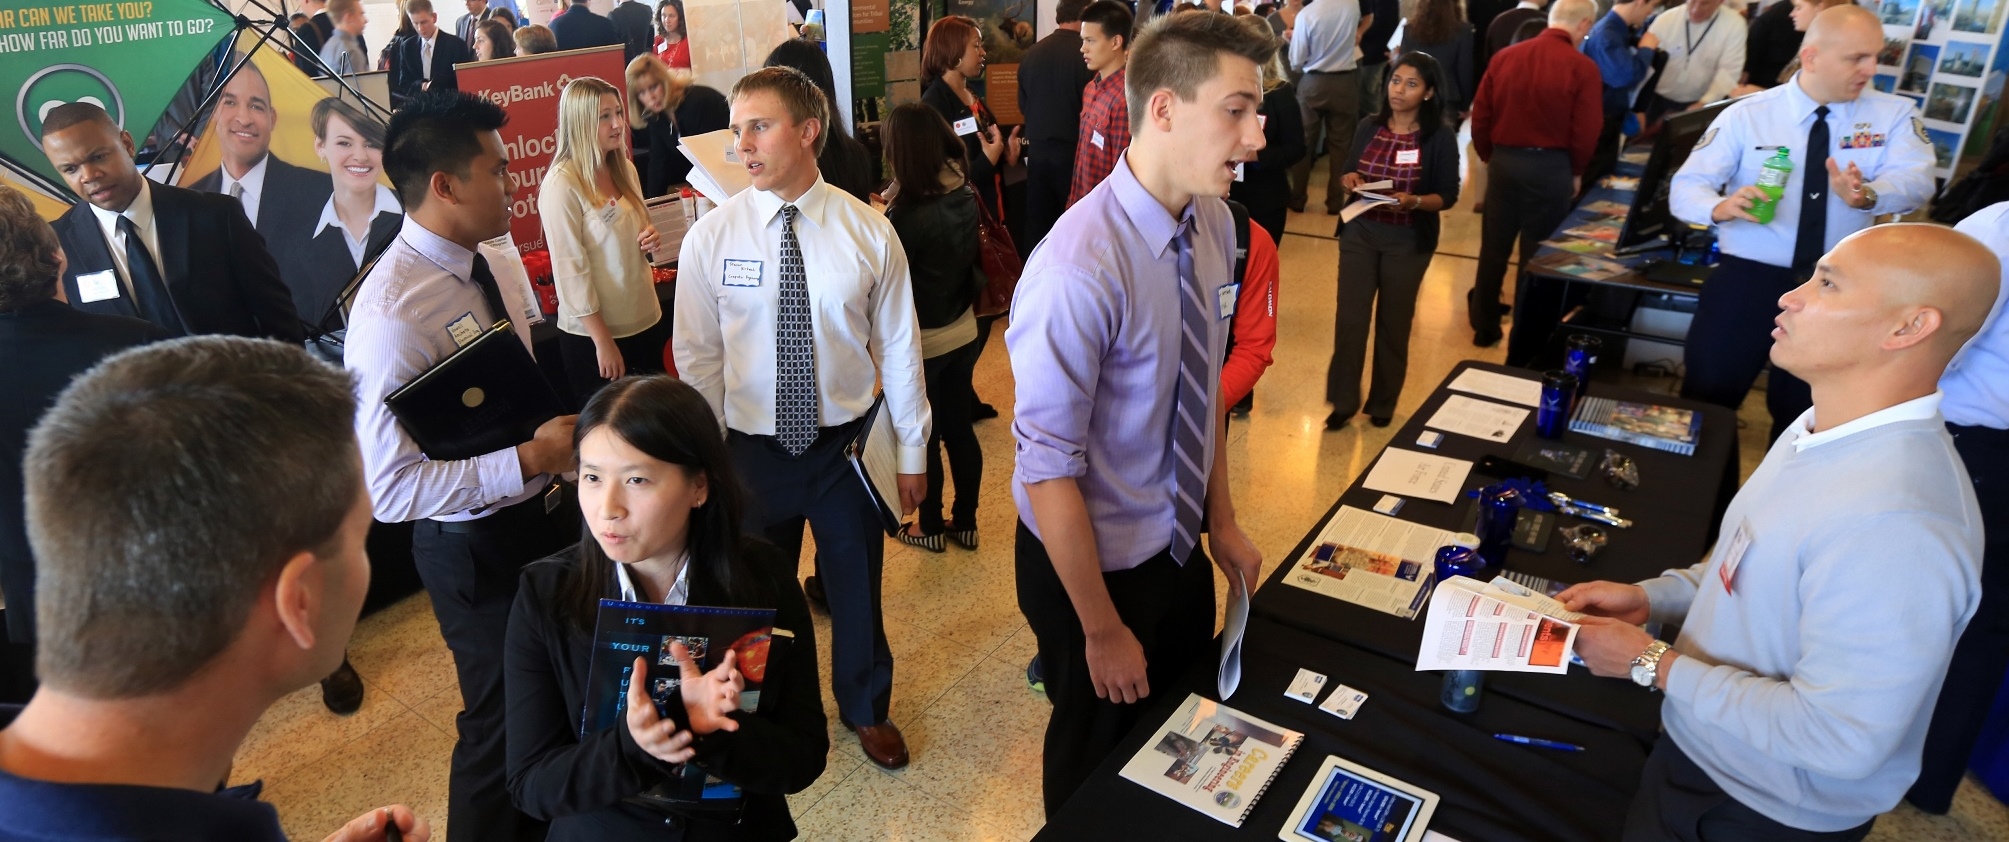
[1615,98,1736,254]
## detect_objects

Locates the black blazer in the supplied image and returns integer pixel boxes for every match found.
[1015,28,1093,148]
[52,182,306,342]
[278,208,403,328]
[921,79,1000,214]
[1229,83,1308,223]
[190,152,333,249]
[0,301,167,646]
[820,131,875,205]
[643,86,732,198]
[390,32,475,103]
[608,0,654,62]
[505,542,827,842]
[549,4,623,52]
[1339,115,1464,254]
[888,180,980,329]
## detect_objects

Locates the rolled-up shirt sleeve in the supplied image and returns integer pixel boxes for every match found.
[1006,264,1116,486]
[868,225,932,474]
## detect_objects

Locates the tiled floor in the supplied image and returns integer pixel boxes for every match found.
[241,158,2009,840]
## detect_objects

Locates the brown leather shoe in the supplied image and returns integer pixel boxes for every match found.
[852,721,910,769]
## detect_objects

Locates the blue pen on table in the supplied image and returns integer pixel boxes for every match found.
[1493,733,1585,752]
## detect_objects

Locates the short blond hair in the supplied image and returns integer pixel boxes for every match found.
[728,66,829,156]
[326,0,361,23]
[404,0,434,16]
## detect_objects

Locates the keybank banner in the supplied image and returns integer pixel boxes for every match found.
[0,0,233,192]
[455,44,627,253]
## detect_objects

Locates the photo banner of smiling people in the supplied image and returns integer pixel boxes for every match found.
[0,0,234,202]
[455,43,627,252]
[175,27,403,326]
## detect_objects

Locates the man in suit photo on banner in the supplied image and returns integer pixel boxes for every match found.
[188,53,333,249]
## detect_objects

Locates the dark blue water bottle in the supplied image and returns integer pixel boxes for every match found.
[1536,370,1578,440]
[1433,533,1484,583]
[1563,335,1601,402]
[1441,669,1484,713]
[1474,485,1521,572]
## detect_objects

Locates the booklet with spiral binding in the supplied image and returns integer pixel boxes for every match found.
[1120,694,1304,827]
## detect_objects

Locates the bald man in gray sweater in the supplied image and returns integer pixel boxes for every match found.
[1561,223,2002,842]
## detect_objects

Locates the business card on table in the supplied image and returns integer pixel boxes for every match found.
[1285,668,1327,703]
[1319,684,1369,720]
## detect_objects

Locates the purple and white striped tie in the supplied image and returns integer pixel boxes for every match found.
[1170,220,1209,565]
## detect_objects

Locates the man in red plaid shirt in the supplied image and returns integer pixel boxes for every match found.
[1068,0,1133,206]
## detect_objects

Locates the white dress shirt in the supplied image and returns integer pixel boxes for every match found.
[1290,0,1363,73]
[1790,391,1943,452]
[1646,4,1747,105]
[86,178,162,300]
[218,153,270,228]
[1941,202,2009,429]
[673,177,932,473]
[615,555,690,605]
[313,184,403,265]
[345,216,551,523]
[538,160,663,338]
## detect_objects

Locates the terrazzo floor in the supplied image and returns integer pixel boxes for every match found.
[238,157,2009,841]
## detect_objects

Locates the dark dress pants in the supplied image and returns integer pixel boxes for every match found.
[1677,255,1812,444]
[1328,219,1435,418]
[1909,423,2009,812]
[1624,737,1874,842]
[730,423,893,726]
[1291,70,1360,212]
[556,317,673,411]
[1016,521,1216,817]
[411,488,576,842]
[919,341,982,534]
[1475,147,1574,337]
[1024,140,1075,256]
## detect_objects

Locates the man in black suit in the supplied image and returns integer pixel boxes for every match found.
[392,0,477,105]
[43,103,302,343]
[608,0,654,61]
[0,185,167,703]
[292,0,332,75]
[548,0,622,51]
[1015,0,1095,254]
[187,58,331,249]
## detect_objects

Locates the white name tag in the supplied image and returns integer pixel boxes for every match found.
[723,259,763,287]
[1091,130,1106,149]
[1217,282,1240,319]
[77,269,120,303]
[1395,149,1420,165]
[953,116,979,137]
[1718,519,1754,595]
[447,312,483,347]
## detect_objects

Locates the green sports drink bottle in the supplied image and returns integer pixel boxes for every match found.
[1750,147,1793,224]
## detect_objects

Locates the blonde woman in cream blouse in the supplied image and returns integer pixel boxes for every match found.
[541,75,667,406]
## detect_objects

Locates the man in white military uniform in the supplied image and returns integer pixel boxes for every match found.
[1669,4,1933,444]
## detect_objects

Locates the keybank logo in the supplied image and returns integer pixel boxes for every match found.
[17,64,125,147]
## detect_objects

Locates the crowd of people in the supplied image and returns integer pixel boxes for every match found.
[1,0,2008,841]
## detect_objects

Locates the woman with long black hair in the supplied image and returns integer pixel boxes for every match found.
[1325,52,1462,431]
[505,375,827,841]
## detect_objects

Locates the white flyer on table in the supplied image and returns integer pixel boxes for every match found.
[1281,506,1451,619]
[1446,368,1543,407]
[1361,448,1473,505]
[1416,576,1579,674]
[1423,395,1530,443]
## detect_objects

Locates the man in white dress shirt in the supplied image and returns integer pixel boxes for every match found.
[344,90,577,842]
[674,66,931,771]
[1641,0,1747,126]
[1287,0,1367,213]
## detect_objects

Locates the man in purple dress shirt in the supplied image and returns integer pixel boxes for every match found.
[1006,11,1276,816]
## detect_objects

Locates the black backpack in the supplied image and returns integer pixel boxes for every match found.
[1224,199,1252,356]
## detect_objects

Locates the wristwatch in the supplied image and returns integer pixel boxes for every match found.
[1629,640,1672,689]
[1855,183,1879,210]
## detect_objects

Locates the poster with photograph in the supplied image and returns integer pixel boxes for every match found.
[1953,0,2002,33]
[1972,37,2009,153]
[1902,42,1942,91]
[1882,35,1909,65]
[1876,72,1899,91]
[1927,125,1961,166]
[684,0,793,96]
[1885,0,1921,25]
[1927,80,1979,120]
[1942,39,1992,73]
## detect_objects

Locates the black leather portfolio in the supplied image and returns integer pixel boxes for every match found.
[385,320,565,462]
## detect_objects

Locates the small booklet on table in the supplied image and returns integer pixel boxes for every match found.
[1570,396,1702,456]
[1121,694,1304,827]
[1282,506,1448,620]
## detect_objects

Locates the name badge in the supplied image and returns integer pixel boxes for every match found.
[1091,130,1106,149]
[1233,161,1245,182]
[1717,519,1753,595]
[447,311,483,347]
[1395,149,1420,165]
[953,116,979,137]
[1217,282,1240,320]
[598,201,621,224]
[77,269,120,303]
[723,259,763,287]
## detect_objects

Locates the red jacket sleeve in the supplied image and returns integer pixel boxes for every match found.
[1221,222,1280,407]
[1570,53,1605,175]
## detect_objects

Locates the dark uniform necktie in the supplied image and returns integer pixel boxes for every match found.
[1170,219,1208,566]
[469,253,508,328]
[116,215,186,336]
[774,204,819,456]
[1793,105,1831,276]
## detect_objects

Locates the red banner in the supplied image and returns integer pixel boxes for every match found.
[454,46,628,252]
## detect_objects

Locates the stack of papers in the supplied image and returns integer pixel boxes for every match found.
[1339,179,1398,222]
[1416,576,1582,674]
[1446,369,1542,407]
[1423,394,1529,442]
[677,129,751,203]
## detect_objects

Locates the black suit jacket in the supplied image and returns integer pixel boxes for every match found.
[189,153,333,252]
[1015,28,1094,149]
[608,0,653,62]
[391,32,475,103]
[52,183,306,342]
[280,208,403,330]
[456,11,482,45]
[505,543,827,841]
[0,301,167,645]
[549,4,623,52]
[292,16,329,75]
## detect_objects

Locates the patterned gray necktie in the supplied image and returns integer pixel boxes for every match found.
[1170,218,1208,565]
[774,204,818,455]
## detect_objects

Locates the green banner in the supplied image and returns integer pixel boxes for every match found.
[851,31,888,100]
[0,0,233,190]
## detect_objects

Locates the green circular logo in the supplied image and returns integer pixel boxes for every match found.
[17,64,126,147]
